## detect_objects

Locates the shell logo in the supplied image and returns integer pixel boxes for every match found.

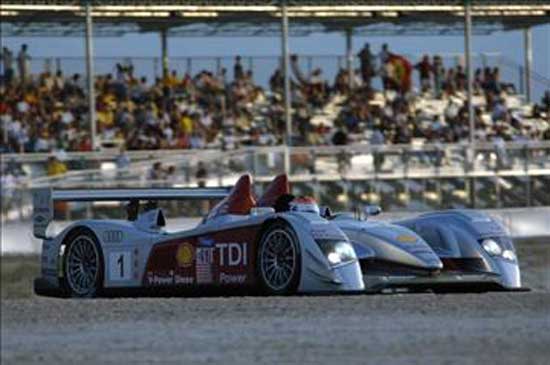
[396,235,417,243]
[176,243,194,267]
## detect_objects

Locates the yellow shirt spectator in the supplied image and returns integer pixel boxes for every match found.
[180,114,193,134]
[164,71,180,88]
[47,157,68,176]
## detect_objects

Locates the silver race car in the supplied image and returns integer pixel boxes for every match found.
[259,174,523,293]
[33,174,363,298]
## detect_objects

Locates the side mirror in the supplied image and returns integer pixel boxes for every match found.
[364,205,382,217]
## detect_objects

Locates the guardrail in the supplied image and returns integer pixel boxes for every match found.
[3,141,550,181]
[2,141,550,222]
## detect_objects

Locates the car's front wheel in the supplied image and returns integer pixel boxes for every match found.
[257,222,301,295]
[61,228,103,298]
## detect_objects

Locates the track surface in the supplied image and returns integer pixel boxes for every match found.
[2,239,549,364]
[2,293,550,364]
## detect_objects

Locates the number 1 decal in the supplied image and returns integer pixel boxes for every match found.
[109,251,132,281]
[117,254,124,278]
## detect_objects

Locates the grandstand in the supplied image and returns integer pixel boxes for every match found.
[1,1,549,219]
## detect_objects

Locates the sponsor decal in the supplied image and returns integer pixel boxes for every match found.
[109,251,133,281]
[311,225,347,241]
[147,271,174,285]
[174,274,194,285]
[176,242,194,268]
[396,234,417,243]
[146,270,194,286]
[102,230,124,243]
[217,242,247,267]
[219,272,247,284]
[144,226,261,287]
[196,247,214,284]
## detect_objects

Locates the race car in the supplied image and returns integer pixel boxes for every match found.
[33,174,364,298]
[257,174,523,293]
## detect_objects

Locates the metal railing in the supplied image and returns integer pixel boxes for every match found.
[3,141,550,221]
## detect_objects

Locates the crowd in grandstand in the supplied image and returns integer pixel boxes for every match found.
[1,43,549,156]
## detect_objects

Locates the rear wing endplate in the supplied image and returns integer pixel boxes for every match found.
[32,187,229,239]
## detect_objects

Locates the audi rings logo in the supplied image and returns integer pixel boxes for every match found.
[103,230,124,243]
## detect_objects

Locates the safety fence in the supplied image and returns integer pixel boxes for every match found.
[2,141,550,222]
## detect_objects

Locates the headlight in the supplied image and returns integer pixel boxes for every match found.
[316,240,357,266]
[502,250,516,261]
[482,239,502,256]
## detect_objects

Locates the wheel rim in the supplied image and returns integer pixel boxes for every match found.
[66,235,99,295]
[260,228,297,291]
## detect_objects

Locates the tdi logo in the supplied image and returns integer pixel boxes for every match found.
[216,243,247,266]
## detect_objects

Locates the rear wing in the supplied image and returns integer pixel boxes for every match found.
[32,187,229,239]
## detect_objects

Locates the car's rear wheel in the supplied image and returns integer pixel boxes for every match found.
[62,228,103,298]
[257,222,301,295]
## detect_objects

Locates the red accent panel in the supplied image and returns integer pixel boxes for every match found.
[207,174,256,220]
[143,225,263,287]
[257,174,290,208]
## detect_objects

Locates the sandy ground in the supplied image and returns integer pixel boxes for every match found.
[1,239,549,364]
[2,293,550,365]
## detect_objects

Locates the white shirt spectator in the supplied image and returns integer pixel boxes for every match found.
[61,111,74,125]
[16,101,29,113]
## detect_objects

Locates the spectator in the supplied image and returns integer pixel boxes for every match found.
[165,165,177,183]
[17,44,31,84]
[358,43,375,87]
[196,161,208,187]
[415,55,432,93]
[46,155,67,176]
[455,65,466,91]
[269,68,283,93]
[432,55,444,98]
[0,48,542,162]
[379,43,390,65]
[379,44,391,91]
[148,161,164,180]
[371,129,385,172]
[234,56,244,80]
[115,146,131,170]
[542,90,550,113]
[1,47,14,85]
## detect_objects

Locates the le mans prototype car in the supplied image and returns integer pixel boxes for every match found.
[33,174,522,297]
[33,175,364,297]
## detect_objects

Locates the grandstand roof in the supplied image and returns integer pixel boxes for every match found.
[1,1,549,37]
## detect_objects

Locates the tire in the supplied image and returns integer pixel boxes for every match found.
[256,222,301,295]
[61,228,103,298]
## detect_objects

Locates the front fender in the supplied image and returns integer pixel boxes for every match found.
[278,212,364,292]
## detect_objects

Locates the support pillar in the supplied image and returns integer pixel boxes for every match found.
[281,0,292,174]
[84,1,97,150]
[346,28,354,92]
[161,28,169,80]
[464,0,474,146]
[524,27,533,103]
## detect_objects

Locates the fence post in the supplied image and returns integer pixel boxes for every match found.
[248,57,253,73]
[216,57,222,75]
[153,58,159,78]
